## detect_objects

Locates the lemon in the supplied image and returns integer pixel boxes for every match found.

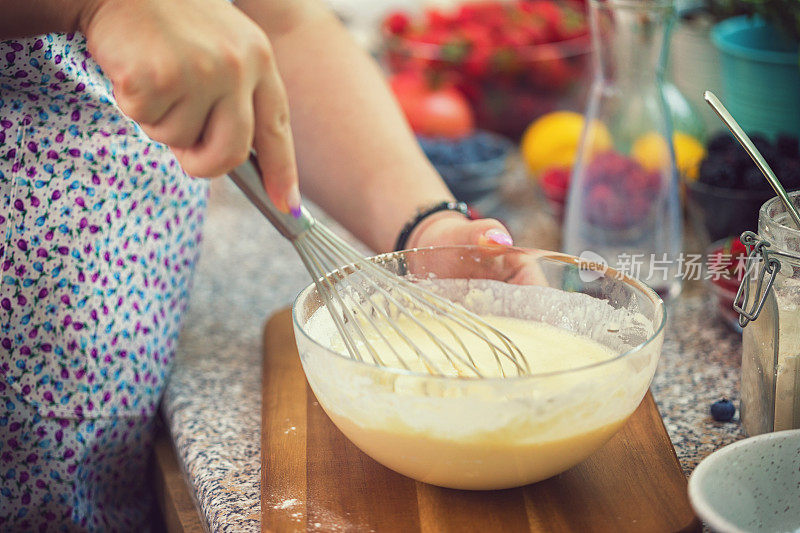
[520,111,612,177]
[631,131,706,181]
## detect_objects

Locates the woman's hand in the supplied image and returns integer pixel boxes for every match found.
[405,211,513,249]
[406,213,547,286]
[80,0,300,213]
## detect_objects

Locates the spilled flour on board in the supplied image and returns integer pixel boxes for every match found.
[269,495,374,531]
[272,498,300,510]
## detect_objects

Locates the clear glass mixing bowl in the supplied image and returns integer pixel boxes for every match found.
[292,246,666,490]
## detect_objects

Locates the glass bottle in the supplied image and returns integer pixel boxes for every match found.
[563,0,683,299]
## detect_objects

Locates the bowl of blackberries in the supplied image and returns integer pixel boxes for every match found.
[686,132,800,242]
[418,131,514,204]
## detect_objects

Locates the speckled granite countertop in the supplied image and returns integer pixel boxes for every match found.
[162,178,746,532]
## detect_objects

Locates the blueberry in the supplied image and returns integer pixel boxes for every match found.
[430,148,447,166]
[418,136,459,166]
[452,141,470,163]
[484,134,507,159]
[417,131,512,171]
[710,398,736,422]
[474,135,494,160]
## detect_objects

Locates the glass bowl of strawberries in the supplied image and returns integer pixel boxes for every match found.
[705,237,748,333]
[381,0,592,140]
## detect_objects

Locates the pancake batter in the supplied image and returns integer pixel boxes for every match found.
[335,313,618,377]
[306,310,651,489]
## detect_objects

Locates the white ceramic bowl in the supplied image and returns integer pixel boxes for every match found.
[688,429,800,532]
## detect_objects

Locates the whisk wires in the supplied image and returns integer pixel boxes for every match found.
[227,153,529,379]
[294,224,530,378]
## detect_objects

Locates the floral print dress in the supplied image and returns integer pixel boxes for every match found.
[0,33,208,531]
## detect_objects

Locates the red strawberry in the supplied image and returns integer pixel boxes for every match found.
[528,1,564,30]
[464,46,492,77]
[483,11,509,30]
[474,2,506,17]
[522,18,550,46]
[456,4,482,23]
[384,12,410,35]
[460,22,493,49]
[416,28,450,45]
[500,28,530,48]
[426,9,451,30]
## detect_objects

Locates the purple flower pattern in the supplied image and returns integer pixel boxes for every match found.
[1,33,208,530]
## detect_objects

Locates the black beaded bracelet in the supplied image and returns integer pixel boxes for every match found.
[394,200,471,252]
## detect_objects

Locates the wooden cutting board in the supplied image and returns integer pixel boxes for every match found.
[261,308,700,532]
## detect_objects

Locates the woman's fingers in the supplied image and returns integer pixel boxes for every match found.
[436,219,547,285]
[504,253,549,287]
[140,93,217,149]
[411,215,513,248]
[252,75,300,215]
[114,90,177,127]
[171,91,255,177]
[470,220,514,247]
[82,0,291,182]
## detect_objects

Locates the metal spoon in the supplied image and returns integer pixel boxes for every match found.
[704,90,800,228]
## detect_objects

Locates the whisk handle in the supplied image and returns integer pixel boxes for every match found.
[227,152,314,241]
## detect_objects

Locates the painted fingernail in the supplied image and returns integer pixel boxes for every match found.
[287,185,302,219]
[484,229,513,246]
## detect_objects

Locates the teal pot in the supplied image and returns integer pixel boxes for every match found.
[712,16,800,139]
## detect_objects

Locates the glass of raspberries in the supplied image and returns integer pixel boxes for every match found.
[579,151,662,230]
[381,0,592,139]
[686,131,800,242]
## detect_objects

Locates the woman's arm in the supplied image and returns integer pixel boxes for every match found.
[237,0,511,252]
[0,1,88,38]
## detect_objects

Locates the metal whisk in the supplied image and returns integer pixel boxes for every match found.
[228,154,529,378]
